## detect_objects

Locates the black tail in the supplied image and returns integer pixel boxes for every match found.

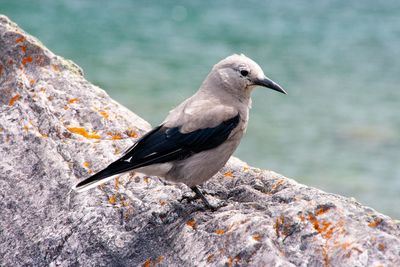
[73,161,134,192]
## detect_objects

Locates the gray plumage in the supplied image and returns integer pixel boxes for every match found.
[73,54,286,206]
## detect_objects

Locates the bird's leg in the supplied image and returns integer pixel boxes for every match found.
[190,186,216,211]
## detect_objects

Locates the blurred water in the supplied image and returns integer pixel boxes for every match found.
[2,0,399,218]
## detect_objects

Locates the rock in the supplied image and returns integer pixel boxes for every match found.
[0,15,399,266]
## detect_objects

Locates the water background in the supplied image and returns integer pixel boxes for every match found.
[2,0,399,218]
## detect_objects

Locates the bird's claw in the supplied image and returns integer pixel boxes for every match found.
[179,186,223,211]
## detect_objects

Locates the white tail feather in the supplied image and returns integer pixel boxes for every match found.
[72,175,118,193]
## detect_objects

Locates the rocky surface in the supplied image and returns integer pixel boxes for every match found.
[1,15,399,266]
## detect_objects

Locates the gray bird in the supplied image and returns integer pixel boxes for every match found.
[73,54,286,209]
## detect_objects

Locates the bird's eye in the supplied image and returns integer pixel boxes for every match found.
[240,70,249,76]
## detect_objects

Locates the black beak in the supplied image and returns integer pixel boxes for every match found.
[255,76,287,94]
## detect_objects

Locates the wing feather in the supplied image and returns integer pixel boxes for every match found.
[74,113,240,191]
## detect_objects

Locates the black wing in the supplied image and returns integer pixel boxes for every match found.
[74,114,240,190]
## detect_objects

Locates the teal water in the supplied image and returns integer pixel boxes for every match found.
[2,0,400,218]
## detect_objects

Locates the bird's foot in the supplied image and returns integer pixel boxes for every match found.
[179,186,223,211]
[180,191,200,203]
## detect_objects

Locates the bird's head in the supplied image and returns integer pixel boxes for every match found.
[209,54,287,97]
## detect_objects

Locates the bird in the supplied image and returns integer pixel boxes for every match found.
[73,54,286,209]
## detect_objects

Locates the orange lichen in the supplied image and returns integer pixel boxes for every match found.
[252,234,262,241]
[108,195,116,205]
[35,55,45,65]
[142,258,152,267]
[8,93,21,106]
[159,200,166,206]
[15,36,25,43]
[186,218,196,229]
[120,200,129,207]
[227,257,233,267]
[154,255,164,264]
[83,161,90,168]
[99,110,109,119]
[20,45,27,53]
[316,205,334,216]
[321,221,333,239]
[22,56,32,65]
[111,134,122,140]
[29,79,36,86]
[51,64,60,72]
[63,105,69,110]
[114,147,121,155]
[226,256,240,267]
[274,215,284,237]
[215,229,225,235]
[207,254,214,262]
[114,177,120,190]
[234,256,241,264]
[322,247,330,266]
[308,213,320,231]
[223,171,234,177]
[378,243,385,251]
[308,213,334,239]
[368,218,383,228]
[67,127,101,139]
[271,179,285,191]
[298,213,305,222]
[127,129,138,138]
[339,242,351,250]
[23,125,29,132]
[144,177,150,184]
[68,98,79,104]
[98,184,105,190]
